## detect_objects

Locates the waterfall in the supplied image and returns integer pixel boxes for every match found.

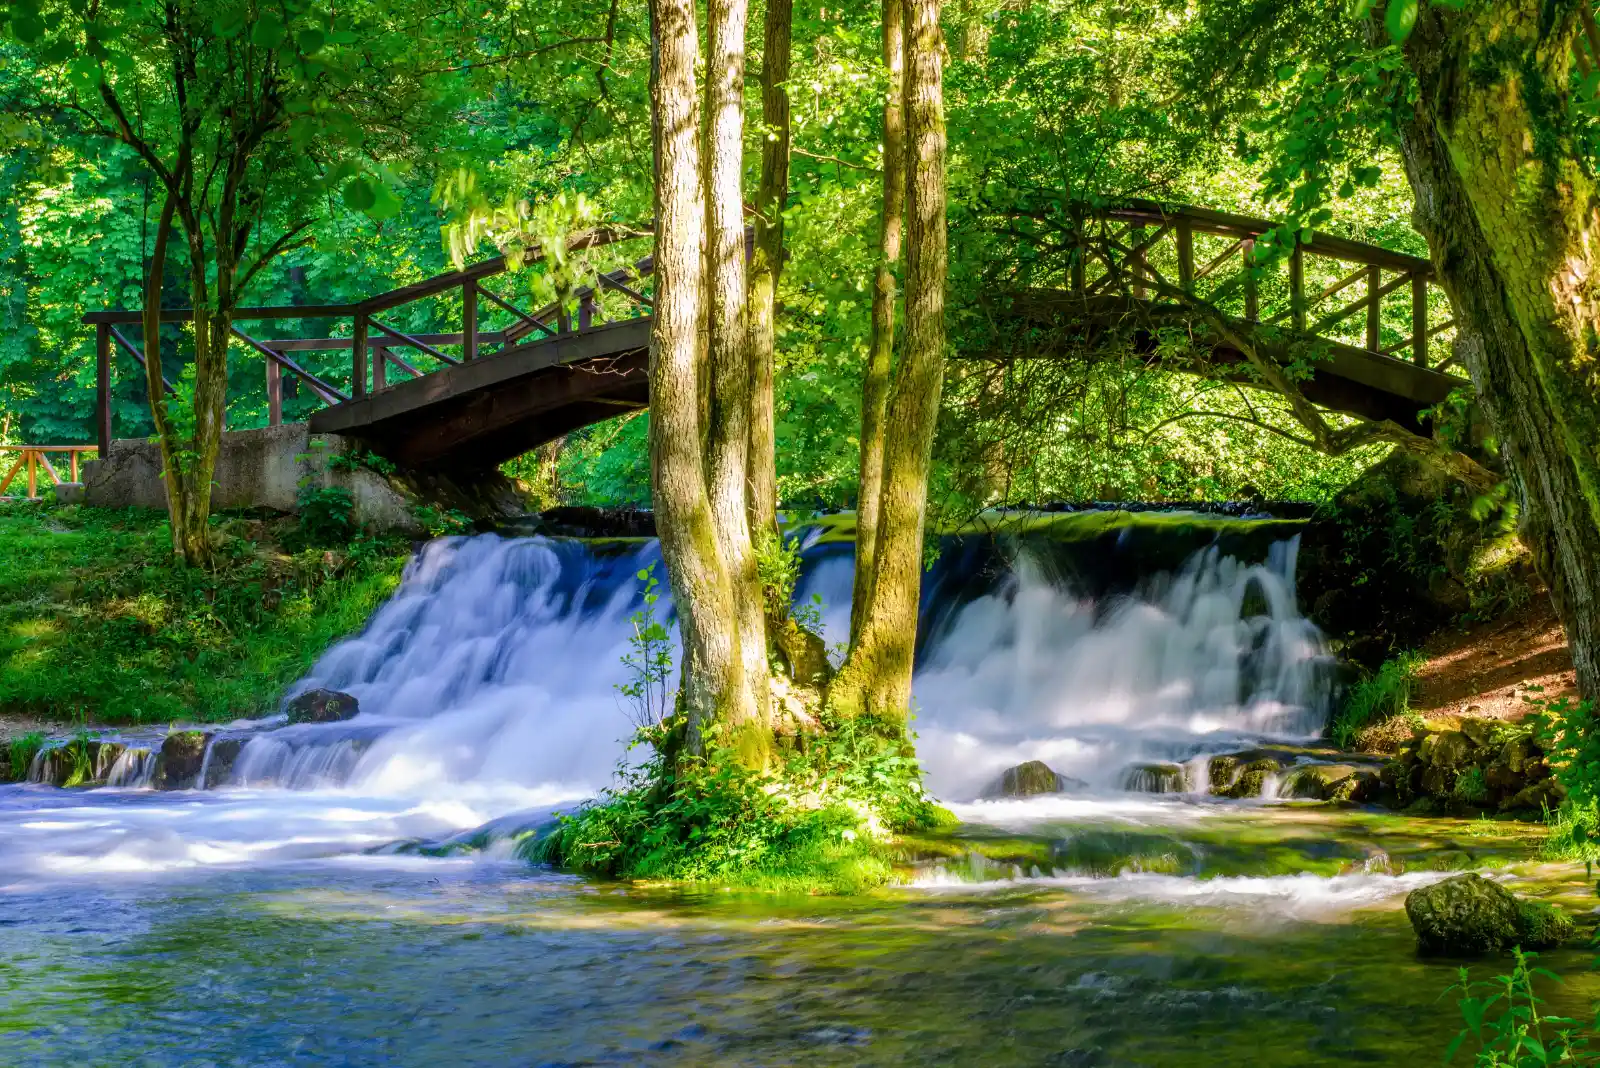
[75,519,1330,806]
[901,537,1332,799]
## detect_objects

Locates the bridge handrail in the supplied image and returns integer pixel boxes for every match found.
[79,225,656,454]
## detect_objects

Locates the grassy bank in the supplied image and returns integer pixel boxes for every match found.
[0,500,411,726]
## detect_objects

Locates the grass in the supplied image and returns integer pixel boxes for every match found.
[0,500,411,725]
[1331,649,1426,749]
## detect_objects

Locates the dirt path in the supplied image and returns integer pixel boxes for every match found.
[1411,588,1578,722]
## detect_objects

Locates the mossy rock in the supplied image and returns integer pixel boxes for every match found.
[1405,873,1571,955]
[1218,759,1281,799]
[154,730,211,790]
[1516,900,1575,949]
[983,760,1079,798]
[1120,762,1188,794]
[286,688,361,725]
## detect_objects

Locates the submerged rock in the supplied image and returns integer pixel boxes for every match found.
[984,760,1083,798]
[286,688,360,725]
[1275,763,1380,803]
[1121,762,1189,794]
[1404,873,1572,955]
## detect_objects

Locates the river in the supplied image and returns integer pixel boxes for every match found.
[1,515,1589,1066]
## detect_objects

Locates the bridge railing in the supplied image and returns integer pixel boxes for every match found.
[0,445,99,498]
[1069,202,1461,378]
[80,228,657,456]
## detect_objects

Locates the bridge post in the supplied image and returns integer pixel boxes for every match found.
[266,357,283,426]
[1176,219,1194,293]
[373,344,387,391]
[579,293,594,331]
[1243,240,1258,321]
[353,314,369,398]
[463,283,478,361]
[1412,276,1429,367]
[1365,266,1381,352]
[95,323,111,457]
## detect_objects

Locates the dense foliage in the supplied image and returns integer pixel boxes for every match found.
[0,0,1449,510]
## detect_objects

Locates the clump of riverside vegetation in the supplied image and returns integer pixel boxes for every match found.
[0,499,409,724]
[528,562,953,894]
[1330,651,1425,749]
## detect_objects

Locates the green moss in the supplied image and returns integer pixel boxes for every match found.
[0,502,410,725]
[1515,900,1575,949]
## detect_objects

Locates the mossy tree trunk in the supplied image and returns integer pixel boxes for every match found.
[703,0,771,741]
[647,0,754,758]
[1393,0,1600,698]
[746,0,793,539]
[851,0,906,645]
[832,0,947,728]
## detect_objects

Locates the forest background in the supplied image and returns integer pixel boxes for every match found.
[0,0,1426,515]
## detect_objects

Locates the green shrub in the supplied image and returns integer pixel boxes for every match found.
[1454,765,1490,805]
[1541,799,1600,864]
[297,485,357,545]
[527,712,949,894]
[1533,694,1600,807]
[1330,650,1425,748]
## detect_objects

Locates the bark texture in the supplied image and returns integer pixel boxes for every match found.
[746,0,793,537]
[703,0,769,737]
[648,0,750,754]
[851,0,907,646]
[1395,0,1600,697]
[832,0,947,725]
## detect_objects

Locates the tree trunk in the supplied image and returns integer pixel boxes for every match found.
[831,0,947,726]
[1394,0,1600,698]
[703,0,770,739]
[851,0,907,646]
[746,0,793,538]
[648,0,754,760]
[141,194,192,562]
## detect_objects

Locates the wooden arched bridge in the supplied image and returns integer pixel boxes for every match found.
[82,205,1465,472]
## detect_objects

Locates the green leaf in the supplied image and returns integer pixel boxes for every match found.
[1385,0,1418,44]
[1349,0,1377,16]
[342,176,377,212]
[296,28,325,54]
[251,13,286,49]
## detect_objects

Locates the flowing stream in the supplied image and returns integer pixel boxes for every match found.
[1,514,1588,1065]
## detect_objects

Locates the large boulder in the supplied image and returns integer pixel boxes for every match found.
[984,760,1084,798]
[286,688,360,725]
[1405,873,1572,955]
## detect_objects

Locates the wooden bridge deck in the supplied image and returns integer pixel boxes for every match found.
[80,204,1466,473]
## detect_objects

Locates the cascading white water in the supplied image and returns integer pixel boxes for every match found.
[902,537,1331,799]
[232,535,659,800]
[0,521,1337,884]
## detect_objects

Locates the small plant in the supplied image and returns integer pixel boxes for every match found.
[1444,948,1591,1065]
[1541,799,1600,864]
[297,485,357,545]
[1331,650,1425,748]
[60,731,96,787]
[617,564,674,729]
[327,446,398,477]
[1531,693,1600,807]
[5,731,46,782]
[754,528,803,620]
[1454,765,1490,805]
[410,504,474,538]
